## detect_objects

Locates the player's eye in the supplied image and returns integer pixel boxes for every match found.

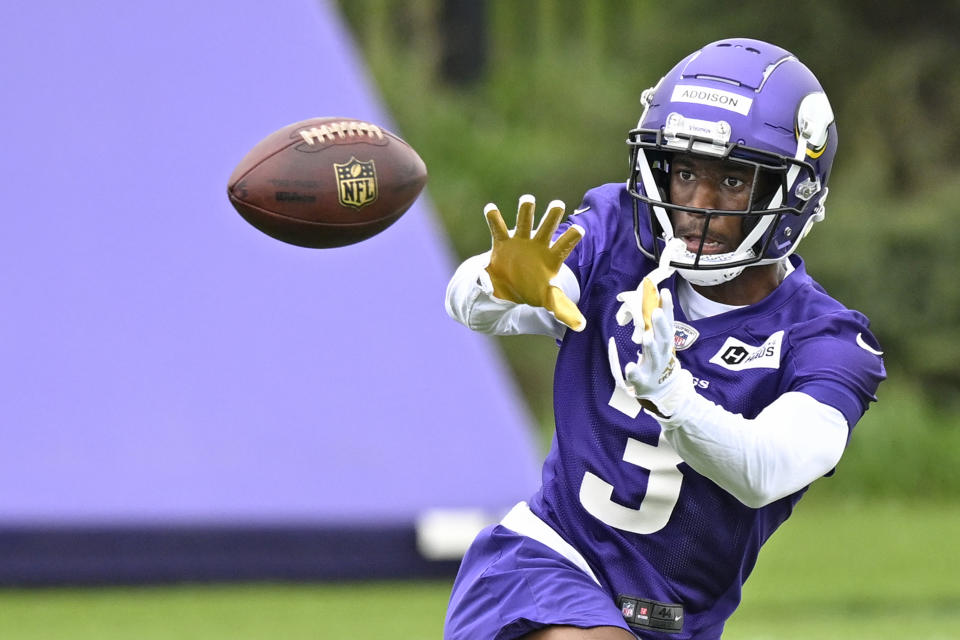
[723,176,746,189]
[676,169,694,182]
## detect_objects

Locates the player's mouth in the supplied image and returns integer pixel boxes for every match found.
[678,233,726,255]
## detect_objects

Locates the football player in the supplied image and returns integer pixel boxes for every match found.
[443,38,886,640]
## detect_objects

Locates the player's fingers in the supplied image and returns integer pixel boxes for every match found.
[515,194,536,238]
[641,277,660,332]
[652,304,675,344]
[660,288,674,318]
[654,290,674,351]
[615,299,634,327]
[607,337,630,392]
[484,203,510,243]
[641,328,656,357]
[546,287,586,332]
[534,200,565,242]
[549,224,584,264]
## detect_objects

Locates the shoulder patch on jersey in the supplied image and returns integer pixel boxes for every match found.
[673,322,699,350]
[709,330,784,371]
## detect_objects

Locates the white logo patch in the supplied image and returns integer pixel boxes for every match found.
[710,331,784,371]
[670,84,753,116]
[673,322,699,351]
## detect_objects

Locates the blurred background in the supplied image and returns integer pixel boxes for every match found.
[1,0,958,638]
[339,0,960,461]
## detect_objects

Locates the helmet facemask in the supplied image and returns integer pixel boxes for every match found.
[628,130,821,285]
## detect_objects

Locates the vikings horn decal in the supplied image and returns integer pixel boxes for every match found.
[796,92,834,158]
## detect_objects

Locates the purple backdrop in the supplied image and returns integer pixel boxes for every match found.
[0,0,540,550]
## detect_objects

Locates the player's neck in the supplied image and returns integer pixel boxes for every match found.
[692,262,786,306]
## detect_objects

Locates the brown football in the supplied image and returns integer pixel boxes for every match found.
[227,117,427,248]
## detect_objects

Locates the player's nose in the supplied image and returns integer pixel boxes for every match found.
[688,183,719,211]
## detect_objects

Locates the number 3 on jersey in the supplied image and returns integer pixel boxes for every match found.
[578,383,684,535]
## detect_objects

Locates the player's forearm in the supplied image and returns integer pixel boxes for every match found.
[657,391,848,508]
[444,252,578,338]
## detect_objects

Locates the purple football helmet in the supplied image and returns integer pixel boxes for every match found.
[627,38,838,286]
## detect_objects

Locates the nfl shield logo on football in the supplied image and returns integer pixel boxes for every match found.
[334,157,378,209]
[673,322,699,350]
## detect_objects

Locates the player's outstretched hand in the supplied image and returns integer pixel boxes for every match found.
[484,195,586,331]
[608,289,693,418]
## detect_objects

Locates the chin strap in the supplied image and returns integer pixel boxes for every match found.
[675,264,745,287]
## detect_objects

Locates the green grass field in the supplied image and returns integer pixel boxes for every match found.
[726,495,960,639]
[1,496,956,639]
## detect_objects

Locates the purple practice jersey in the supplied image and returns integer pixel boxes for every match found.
[525,183,886,637]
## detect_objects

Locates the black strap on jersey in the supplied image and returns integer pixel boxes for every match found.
[617,594,684,634]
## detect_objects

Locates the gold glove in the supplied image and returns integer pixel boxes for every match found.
[484,195,586,331]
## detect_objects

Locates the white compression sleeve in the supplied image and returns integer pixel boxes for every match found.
[657,391,849,508]
[444,251,580,339]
